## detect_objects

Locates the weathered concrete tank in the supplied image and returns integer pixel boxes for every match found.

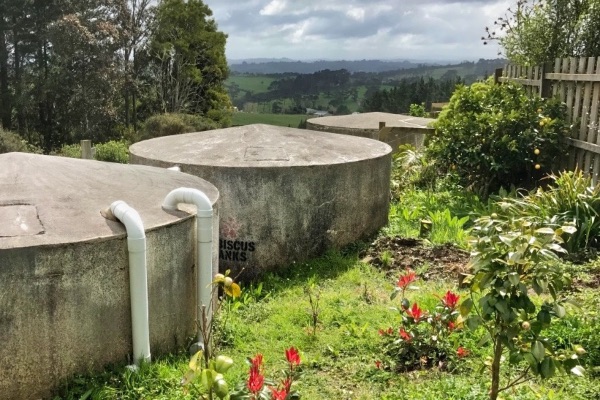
[306,112,434,151]
[0,153,219,399]
[129,124,392,277]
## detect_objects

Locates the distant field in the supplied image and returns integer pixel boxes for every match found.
[231,112,307,127]
[227,75,275,95]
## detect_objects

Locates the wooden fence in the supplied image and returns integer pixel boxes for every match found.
[496,57,600,182]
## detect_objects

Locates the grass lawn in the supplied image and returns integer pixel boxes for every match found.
[231,112,307,128]
[54,194,600,400]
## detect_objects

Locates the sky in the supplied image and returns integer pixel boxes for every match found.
[202,0,511,62]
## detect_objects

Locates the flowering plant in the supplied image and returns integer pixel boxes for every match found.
[181,271,241,399]
[230,347,302,400]
[377,268,467,372]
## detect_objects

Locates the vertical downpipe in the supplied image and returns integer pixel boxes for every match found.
[162,188,214,344]
[109,200,151,365]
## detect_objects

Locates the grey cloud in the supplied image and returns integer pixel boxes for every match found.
[202,0,509,60]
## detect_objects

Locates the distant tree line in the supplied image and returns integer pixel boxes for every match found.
[361,76,463,114]
[0,0,230,152]
[227,59,503,116]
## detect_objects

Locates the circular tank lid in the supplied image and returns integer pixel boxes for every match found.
[308,112,434,130]
[129,124,392,168]
[0,152,219,249]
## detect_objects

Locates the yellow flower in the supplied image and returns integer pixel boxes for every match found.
[535,164,541,170]
[534,148,540,155]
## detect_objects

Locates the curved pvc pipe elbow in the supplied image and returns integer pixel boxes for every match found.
[109,200,151,365]
[162,187,213,218]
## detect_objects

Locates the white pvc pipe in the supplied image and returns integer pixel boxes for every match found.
[162,188,214,342]
[110,200,151,365]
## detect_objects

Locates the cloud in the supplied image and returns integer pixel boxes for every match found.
[203,0,510,61]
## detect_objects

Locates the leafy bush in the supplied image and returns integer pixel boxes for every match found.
[141,113,219,141]
[378,269,465,372]
[427,209,469,246]
[95,140,129,164]
[427,79,570,197]
[408,103,427,117]
[0,129,41,153]
[465,213,583,399]
[491,170,600,254]
[54,144,82,158]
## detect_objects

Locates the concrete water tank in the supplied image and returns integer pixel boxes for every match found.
[0,153,219,399]
[129,124,392,277]
[306,111,435,151]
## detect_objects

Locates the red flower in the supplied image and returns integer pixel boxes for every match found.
[440,291,460,309]
[399,328,411,341]
[269,386,288,400]
[285,347,301,366]
[406,302,424,322]
[375,360,382,369]
[397,269,417,289]
[456,347,469,358]
[447,321,456,331]
[247,368,264,394]
[250,354,263,371]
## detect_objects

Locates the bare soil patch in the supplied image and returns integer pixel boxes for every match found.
[360,236,471,282]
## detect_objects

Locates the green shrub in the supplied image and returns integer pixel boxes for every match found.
[408,103,427,117]
[492,169,600,254]
[466,213,582,399]
[54,144,82,158]
[0,129,40,153]
[427,79,570,197]
[141,113,219,141]
[95,140,129,164]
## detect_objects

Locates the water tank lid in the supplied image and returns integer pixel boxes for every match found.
[129,124,392,168]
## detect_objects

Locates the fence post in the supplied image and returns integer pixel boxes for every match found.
[539,62,552,98]
[81,140,93,159]
[494,68,503,84]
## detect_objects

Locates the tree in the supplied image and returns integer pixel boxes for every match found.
[48,0,125,149]
[148,0,230,124]
[485,0,600,65]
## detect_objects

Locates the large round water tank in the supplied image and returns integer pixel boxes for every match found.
[0,153,219,399]
[130,124,392,277]
[306,112,434,150]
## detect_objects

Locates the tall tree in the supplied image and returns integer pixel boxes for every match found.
[148,0,230,123]
[485,0,600,65]
[119,0,153,129]
[48,0,126,148]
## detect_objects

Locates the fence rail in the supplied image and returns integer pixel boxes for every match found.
[496,57,600,182]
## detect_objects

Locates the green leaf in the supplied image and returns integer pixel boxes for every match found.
[508,272,520,286]
[532,340,545,362]
[494,299,510,318]
[541,357,556,379]
[535,227,555,235]
[477,332,492,347]
[200,369,218,388]
[466,316,482,330]
[561,225,577,234]
[553,304,566,318]
[189,350,203,371]
[460,298,473,317]
[499,235,515,245]
[537,309,551,325]
[181,370,198,386]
